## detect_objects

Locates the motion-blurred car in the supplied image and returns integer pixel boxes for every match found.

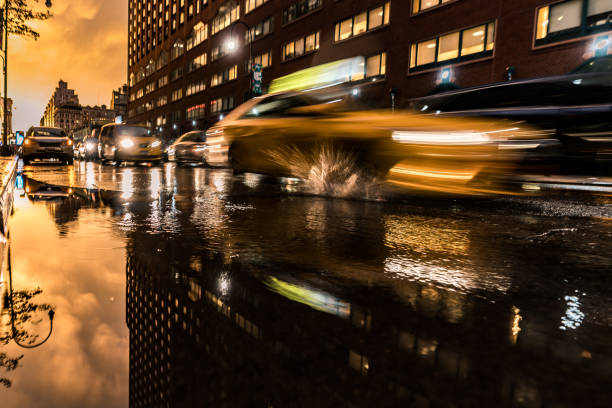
[98,124,162,165]
[205,90,550,195]
[409,55,612,174]
[167,131,207,166]
[74,140,86,160]
[22,127,74,165]
[83,128,102,161]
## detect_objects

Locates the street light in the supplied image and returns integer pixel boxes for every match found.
[226,20,253,100]
[2,0,53,155]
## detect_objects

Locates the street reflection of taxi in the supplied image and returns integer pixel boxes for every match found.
[98,124,162,165]
[205,90,550,194]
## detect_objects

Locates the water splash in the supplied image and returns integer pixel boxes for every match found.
[265,143,380,198]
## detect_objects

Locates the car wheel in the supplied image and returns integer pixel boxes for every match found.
[229,143,244,174]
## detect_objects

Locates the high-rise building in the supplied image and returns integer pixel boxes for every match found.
[127,0,612,138]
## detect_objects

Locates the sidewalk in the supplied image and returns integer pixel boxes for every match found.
[0,156,17,315]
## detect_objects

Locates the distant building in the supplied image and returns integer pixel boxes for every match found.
[41,80,121,135]
[82,105,117,126]
[0,97,13,138]
[41,80,83,134]
[111,85,128,122]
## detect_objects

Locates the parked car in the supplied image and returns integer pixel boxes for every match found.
[167,131,207,166]
[98,124,162,165]
[21,127,74,165]
[409,55,612,174]
[204,89,549,195]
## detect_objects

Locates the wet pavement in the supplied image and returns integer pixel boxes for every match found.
[2,160,612,407]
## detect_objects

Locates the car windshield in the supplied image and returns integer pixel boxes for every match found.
[570,56,612,74]
[32,128,66,137]
[240,95,312,118]
[115,126,150,137]
[178,132,206,143]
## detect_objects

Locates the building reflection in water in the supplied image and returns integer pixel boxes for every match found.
[122,168,612,408]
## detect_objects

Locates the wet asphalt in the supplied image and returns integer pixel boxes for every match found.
[1,160,612,408]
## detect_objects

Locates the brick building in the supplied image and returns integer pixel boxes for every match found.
[127,0,612,139]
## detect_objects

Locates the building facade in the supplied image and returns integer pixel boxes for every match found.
[111,85,129,121]
[127,0,612,139]
[82,105,117,126]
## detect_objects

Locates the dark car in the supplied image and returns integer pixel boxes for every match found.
[409,56,612,174]
[167,131,207,166]
[21,127,74,165]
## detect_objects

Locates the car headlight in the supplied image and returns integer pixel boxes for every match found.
[391,131,490,145]
[86,142,95,151]
[120,138,134,148]
[24,139,32,146]
[151,140,161,148]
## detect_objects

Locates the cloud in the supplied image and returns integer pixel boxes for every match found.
[8,0,127,131]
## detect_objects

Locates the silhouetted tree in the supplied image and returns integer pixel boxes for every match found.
[4,0,52,41]
[1,288,55,387]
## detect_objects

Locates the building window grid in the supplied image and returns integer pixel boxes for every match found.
[211,65,238,87]
[412,0,455,14]
[535,0,612,46]
[334,2,391,42]
[246,0,270,14]
[282,31,320,61]
[210,96,235,113]
[212,2,241,35]
[245,16,274,43]
[283,0,322,25]
[247,50,272,72]
[186,80,207,96]
[409,22,495,71]
[187,103,206,119]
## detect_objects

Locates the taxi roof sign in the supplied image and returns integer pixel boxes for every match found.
[269,56,365,94]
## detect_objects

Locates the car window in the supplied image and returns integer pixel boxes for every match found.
[240,95,311,118]
[115,126,150,137]
[31,128,66,137]
[179,132,206,142]
[570,56,612,74]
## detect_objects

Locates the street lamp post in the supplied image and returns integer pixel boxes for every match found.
[227,20,253,100]
[1,0,52,155]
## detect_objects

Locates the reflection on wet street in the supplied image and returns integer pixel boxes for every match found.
[2,161,612,407]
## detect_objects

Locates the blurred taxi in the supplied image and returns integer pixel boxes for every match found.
[22,127,74,165]
[205,90,552,195]
[98,124,162,165]
[167,131,207,165]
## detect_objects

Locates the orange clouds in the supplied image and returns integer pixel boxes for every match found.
[9,0,127,132]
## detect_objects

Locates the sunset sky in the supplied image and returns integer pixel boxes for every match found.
[9,0,127,131]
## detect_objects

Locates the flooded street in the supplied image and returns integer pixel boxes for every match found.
[2,161,612,407]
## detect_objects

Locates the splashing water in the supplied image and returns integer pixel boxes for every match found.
[265,143,381,198]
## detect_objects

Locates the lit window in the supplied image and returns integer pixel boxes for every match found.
[282,32,319,60]
[366,52,386,77]
[410,22,495,70]
[535,0,612,45]
[334,2,391,42]
[413,0,454,14]
[283,0,322,25]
